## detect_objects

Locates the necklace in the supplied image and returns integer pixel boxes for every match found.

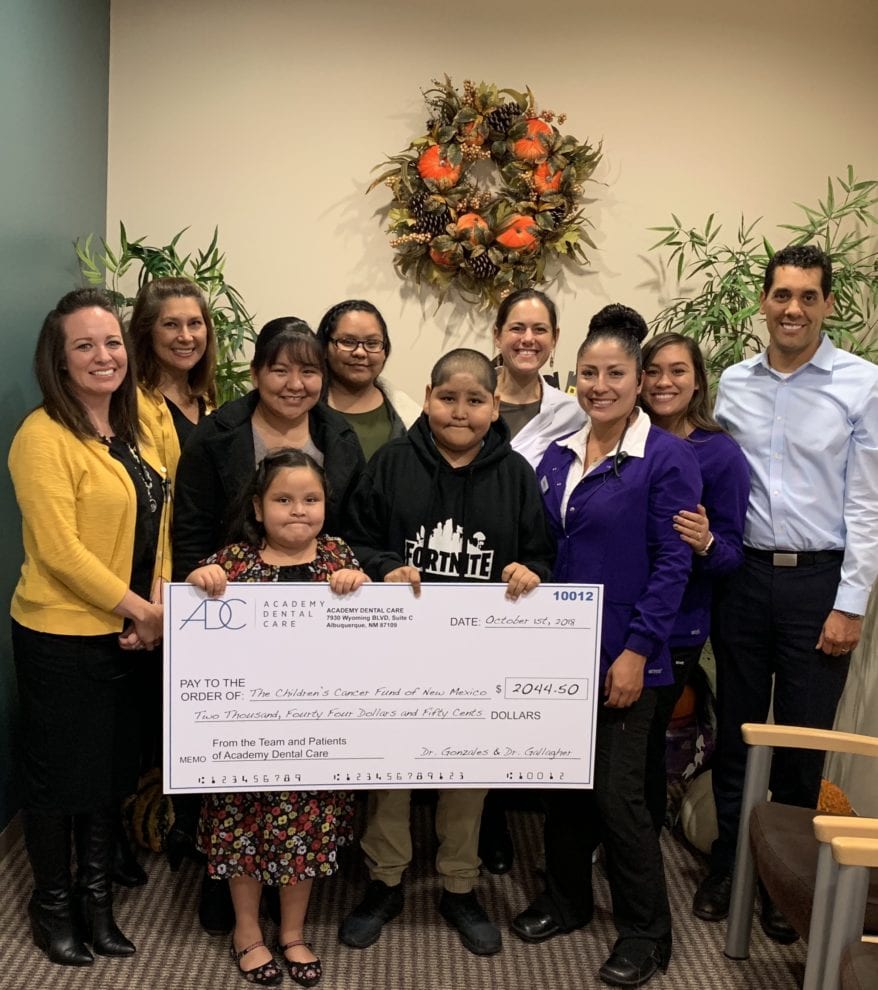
[100,435,157,513]
[126,442,158,513]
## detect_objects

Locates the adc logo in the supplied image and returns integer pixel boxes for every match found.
[179,598,248,631]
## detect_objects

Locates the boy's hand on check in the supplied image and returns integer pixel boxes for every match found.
[502,563,540,601]
[384,565,422,598]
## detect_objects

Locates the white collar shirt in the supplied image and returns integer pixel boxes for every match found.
[557,408,651,521]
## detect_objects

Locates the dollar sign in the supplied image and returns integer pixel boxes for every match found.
[495,684,501,694]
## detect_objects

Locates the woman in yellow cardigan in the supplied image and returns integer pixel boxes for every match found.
[9,288,170,967]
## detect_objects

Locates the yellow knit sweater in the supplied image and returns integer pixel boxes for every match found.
[9,407,171,635]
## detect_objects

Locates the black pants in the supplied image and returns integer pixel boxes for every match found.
[534,689,671,949]
[645,644,705,832]
[709,555,850,871]
[12,621,140,813]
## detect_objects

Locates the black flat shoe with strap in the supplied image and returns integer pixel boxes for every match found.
[230,940,283,986]
[276,939,322,987]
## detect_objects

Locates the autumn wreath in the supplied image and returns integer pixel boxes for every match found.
[369,77,602,307]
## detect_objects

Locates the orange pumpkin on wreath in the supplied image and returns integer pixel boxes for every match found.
[533,161,563,195]
[457,212,489,242]
[496,215,539,252]
[513,118,552,162]
[429,246,457,268]
[417,145,462,190]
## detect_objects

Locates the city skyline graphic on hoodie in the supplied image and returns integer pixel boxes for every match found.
[405,518,495,580]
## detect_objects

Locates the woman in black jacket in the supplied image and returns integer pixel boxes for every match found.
[173,317,365,580]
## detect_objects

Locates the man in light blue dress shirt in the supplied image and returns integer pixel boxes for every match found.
[692,244,878,939]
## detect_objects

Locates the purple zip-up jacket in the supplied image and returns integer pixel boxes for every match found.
[537,424,702,686]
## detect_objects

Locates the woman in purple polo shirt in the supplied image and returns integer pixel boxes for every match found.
[640,332,749,832]
[510,306,702,989]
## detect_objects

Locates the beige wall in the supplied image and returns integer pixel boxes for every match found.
[107,0,878,395]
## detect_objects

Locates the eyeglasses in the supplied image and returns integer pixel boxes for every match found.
[329,337,386,354]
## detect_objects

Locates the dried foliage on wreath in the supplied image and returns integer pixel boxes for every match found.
[368,76,603,308]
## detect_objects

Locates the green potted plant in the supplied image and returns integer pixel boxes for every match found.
[75,225,257,403]
[646,165,878,382]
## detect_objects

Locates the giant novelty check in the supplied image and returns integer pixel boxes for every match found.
[163,582,602,793]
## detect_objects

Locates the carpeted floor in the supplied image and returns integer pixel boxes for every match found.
[0,801,807,990]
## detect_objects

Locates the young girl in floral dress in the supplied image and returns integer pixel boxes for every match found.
[187,448,368,987]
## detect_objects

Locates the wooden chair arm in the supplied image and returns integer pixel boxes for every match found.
[741,723,878,758]
[830,836,878,868]
[813,816,878,843]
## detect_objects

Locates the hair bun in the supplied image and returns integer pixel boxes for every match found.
[587,303,648,344]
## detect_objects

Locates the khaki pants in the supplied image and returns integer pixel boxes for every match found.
[361,788,487,893]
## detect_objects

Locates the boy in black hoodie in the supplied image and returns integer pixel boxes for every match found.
[339,348,555,956]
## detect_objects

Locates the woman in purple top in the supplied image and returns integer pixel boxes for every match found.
[510,306,702,989]
[640,333,749,832]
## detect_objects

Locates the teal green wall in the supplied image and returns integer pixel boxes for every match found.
[0,1,110,829]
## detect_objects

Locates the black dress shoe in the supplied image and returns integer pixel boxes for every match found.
[111,843,148,888]
[760,894,800,944]
[510,906,588,943]
[112,830,148,887]
[598,944,668,988]
[165,824,207,872]
[478,812,514,875]
[480,841,514,876]
[692,869,733,921]
[199,873,234,936]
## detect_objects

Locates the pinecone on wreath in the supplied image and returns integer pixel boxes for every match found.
[470,251,499,280]
[549,203,568,226]
[486,102,523,135]
[410,192,451,236]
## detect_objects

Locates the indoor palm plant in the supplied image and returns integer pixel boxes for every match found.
[75,225,257,402]
[647,166,878,382]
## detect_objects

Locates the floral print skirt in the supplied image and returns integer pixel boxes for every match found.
[198,789,355,885]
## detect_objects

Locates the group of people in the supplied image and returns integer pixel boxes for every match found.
[8,243,877,989]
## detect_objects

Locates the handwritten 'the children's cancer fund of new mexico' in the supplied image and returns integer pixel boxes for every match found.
[163,583,602,794]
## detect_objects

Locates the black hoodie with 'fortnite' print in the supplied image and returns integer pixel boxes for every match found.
[346,413,555,583]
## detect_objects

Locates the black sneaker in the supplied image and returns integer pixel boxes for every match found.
[439,890,502,956]
[339,880,404,948]
[692,870,733,921]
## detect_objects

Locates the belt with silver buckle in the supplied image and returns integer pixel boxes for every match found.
[744,547,844,568]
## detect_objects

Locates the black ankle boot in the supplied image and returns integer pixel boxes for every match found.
[74,809,136,956]
[23,812,93,967]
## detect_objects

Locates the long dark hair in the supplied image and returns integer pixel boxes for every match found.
[640,332,722,434]
[316,300,391,359]
[35,288,140,443]
[225,448,328,546]
[128,277,217,405]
